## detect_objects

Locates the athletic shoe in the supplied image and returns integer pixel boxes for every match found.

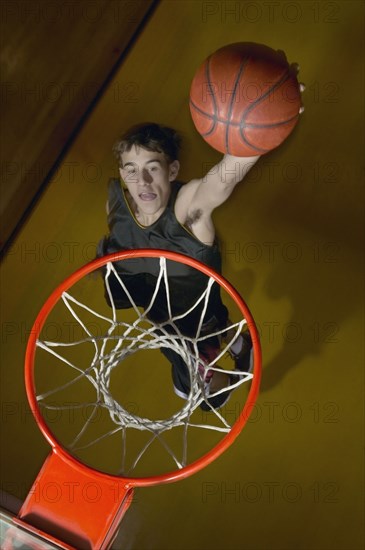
[228,331,253,374]
[197,345,219,383]
[199,333,254,411]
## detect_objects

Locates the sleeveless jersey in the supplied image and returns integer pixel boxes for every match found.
[100,178,227,331]
[103,178,222,274]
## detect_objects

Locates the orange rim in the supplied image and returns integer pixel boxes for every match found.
[25,249,262,488]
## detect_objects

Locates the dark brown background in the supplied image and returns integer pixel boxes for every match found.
[0,0,158,253]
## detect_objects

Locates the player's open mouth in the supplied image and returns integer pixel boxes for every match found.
[139,193,157,201]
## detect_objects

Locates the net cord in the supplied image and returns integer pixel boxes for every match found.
[35,257,253,471]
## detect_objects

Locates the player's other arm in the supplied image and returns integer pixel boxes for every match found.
[188,154,260,213]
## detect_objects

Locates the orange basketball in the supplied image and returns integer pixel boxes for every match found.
[189,42,301,156]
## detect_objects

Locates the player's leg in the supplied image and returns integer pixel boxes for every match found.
[160,345,236,410]
[222,326,254,373]
[197,292,253,407]
[160,346,191,399]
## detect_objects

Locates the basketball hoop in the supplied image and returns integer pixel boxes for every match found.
[16,249,261,549]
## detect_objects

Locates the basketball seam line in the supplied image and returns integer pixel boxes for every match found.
[243,114,299,129]
[225,57,249,155]
[188,100,298,129]
[204,56,218,138]
[241,68,294,121]
[239,68,297,153]
[235,135,269,154]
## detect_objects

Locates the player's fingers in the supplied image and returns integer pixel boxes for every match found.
[299,106,305,114]
[276,49,287,61]
[299,82,306,92]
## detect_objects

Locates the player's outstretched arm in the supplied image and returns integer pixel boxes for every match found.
[211,154,260,187]
[186,153,260,214]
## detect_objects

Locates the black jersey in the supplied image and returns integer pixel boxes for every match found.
[104,178,222,274]
[99,178,228,333]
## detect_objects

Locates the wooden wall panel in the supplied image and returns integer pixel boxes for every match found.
[0,0,158,254]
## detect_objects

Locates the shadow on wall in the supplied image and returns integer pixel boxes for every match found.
[259,190,355,392]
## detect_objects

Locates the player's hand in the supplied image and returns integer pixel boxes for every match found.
[276,52,305,113]
[289,62,305,114]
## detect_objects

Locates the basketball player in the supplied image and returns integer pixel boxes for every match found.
[97,123,261,410]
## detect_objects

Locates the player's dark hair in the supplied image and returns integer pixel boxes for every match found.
[113,123,182,166]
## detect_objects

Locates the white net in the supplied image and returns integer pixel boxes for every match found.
[34,256,254,475]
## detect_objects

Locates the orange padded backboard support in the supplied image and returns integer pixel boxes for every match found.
[15,450,134,550]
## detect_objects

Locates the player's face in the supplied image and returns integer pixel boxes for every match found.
[120,146,179,223]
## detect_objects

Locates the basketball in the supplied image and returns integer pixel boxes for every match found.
[189,42,302,156]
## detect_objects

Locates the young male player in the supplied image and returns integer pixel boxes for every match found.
[98,123,259,409]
